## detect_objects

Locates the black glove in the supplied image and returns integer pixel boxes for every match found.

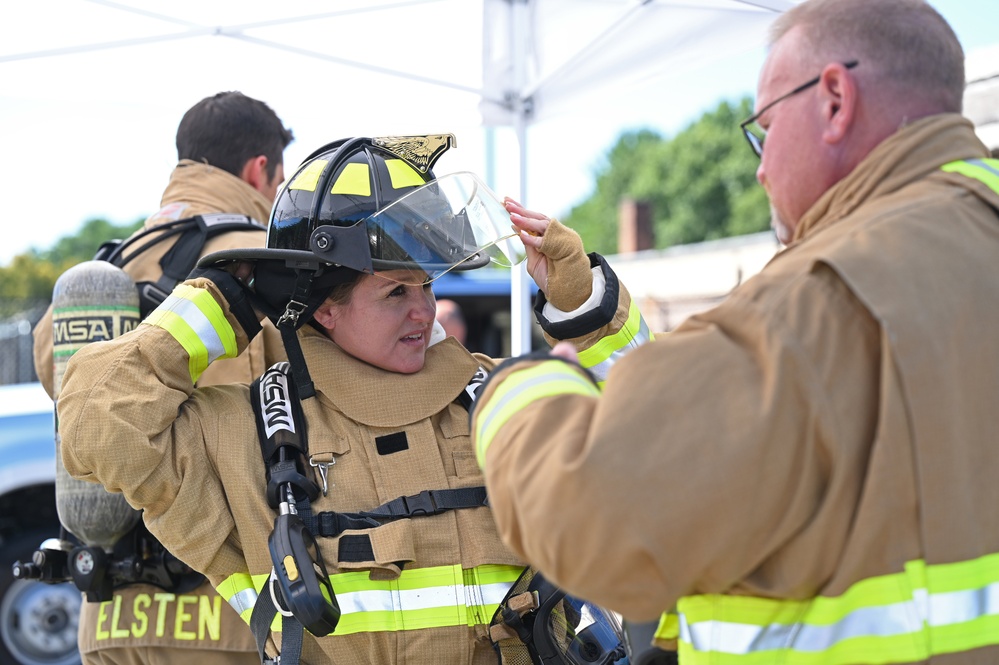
[186,266,262,341]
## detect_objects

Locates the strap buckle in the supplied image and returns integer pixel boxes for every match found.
[277,299,308,328]
[402,490,439,516]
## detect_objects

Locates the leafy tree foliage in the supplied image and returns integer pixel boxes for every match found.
[0,217,143,316]
[565,97,771,253]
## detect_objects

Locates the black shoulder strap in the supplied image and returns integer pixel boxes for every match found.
[96,214,265,317]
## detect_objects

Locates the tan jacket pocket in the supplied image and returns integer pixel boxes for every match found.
[332,520,415,580]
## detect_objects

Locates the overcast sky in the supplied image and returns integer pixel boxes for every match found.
[1,0,995,266]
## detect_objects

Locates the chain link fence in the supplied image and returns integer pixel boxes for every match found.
[0,305,46,386]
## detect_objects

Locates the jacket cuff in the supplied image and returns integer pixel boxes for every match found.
[187,267,262,341]
[534,254,619,340]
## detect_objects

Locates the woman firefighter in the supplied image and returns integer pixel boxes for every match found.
[57,135,643,665]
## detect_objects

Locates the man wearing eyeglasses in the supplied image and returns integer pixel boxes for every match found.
[469,0,999,663]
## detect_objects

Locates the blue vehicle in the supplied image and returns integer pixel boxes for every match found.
[0,382,81,665]
[431,268,542,356]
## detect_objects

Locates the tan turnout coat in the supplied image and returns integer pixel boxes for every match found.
[33,161,284,661]
[478,115,999,663]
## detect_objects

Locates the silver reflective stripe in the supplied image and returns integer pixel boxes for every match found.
[227,587,259,617]
[586,315,652,382]
[337,580,513,615]
[968,158,999,178]
[682,601,921,654]
[679,578,999,655]
[159,290,228,363]
[928,582,999,626]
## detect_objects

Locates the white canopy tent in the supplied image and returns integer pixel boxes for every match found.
[1,0,797,352]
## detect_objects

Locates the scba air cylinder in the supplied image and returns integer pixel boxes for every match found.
[52,260,143,550]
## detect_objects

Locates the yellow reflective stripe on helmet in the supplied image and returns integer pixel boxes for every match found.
[576,299,653,387]
[331,563,522,635]
[676,552,999,664]
[331,162,371,196]
[385,159,425,189]
[289,159,328,192]
[474,362,600,467]
[941,158,999,194]
[143,284,238,384]
[217,572,264,625]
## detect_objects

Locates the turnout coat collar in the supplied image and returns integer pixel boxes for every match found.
[299,327,486,427]
[793,114,989,243]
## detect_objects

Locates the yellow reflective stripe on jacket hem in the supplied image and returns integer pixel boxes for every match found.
[677,552,999,664]
[576,299,653,387]
[219,564,522,635]
[143,284,238,384]
[474,362,600,467]
[332,564,522,635]
[941,158,999,194]
[217,572,263,625]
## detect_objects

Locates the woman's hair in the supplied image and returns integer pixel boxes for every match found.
[325,276,360,307]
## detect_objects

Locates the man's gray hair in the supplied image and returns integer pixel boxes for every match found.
[770,0,965,113]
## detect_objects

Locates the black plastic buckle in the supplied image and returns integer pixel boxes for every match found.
[403,490,439,516]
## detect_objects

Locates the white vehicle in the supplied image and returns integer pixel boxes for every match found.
[0,382,80,665]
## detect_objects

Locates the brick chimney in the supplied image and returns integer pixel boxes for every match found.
[618,198,654,253]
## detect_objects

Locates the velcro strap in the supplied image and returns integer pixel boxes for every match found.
[338,535,375,562]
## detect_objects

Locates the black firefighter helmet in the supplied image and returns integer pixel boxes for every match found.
[199,134,523,331]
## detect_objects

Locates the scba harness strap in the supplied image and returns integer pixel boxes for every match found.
[95,213,265,317]
[248,361,490,664]
[56,213,265,603]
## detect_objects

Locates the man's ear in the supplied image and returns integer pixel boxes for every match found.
[239,155,269,191]
[819,62,857,146]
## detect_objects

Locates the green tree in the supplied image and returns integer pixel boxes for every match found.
[0,217,143,316]
[565,97,770,252]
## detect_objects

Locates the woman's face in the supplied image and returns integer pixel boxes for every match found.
[313,270,437,374]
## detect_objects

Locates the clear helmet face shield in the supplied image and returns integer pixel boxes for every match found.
[309,172,526,285]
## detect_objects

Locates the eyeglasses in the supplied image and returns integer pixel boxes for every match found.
[740,60,859,158]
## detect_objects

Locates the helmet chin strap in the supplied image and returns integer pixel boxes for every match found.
[276,270,319,400]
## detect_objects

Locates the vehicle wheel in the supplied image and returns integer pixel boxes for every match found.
[0,529,81,665]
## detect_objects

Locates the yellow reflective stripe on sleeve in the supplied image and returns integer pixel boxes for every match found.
[576,299,653,387]
[289,159,328,192]
[654,610,680,641]
[941,158,999,195]
[474,362,600,467]
[677,552,999,664]
[330,563,522,635]
[385,159,425,189]
[216,572,261,625]
[142,284,238,384]
[331,163,371,196]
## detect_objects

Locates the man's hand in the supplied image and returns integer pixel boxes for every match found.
[550,341,580,365]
